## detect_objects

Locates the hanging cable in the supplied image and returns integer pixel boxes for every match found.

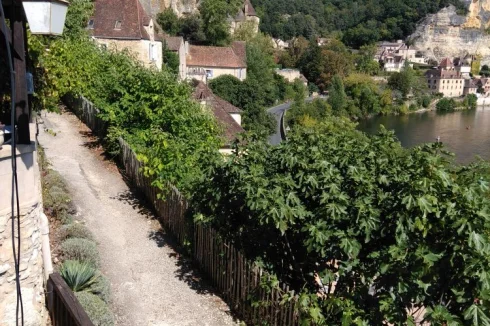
[1,1,24,325]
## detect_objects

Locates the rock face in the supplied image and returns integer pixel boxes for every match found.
[139,0,200,17]
[413,0,490,64]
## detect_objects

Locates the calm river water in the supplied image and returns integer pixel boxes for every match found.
[357,107,490,164]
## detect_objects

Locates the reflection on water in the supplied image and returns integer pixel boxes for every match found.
[357,108,490,164]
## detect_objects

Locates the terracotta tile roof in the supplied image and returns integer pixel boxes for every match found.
[91,0,151,40]
[163,36,184,51]
[192,81,244,144]
[439,57,454,69]
[231,41,247,64]
[187,44,247,68]
[425,69,462,79]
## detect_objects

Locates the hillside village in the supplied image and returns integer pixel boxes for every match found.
[3,0,490,325]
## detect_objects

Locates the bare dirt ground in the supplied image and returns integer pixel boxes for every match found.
[38,110,239,326]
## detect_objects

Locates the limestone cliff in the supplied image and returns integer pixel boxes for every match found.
[413,0,490,64]
[139,0,200,18]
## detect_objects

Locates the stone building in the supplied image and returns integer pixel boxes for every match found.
[375,41,418,72]
[229,0,260,35]
[0,126,47,325]
[186,41,247,83]
[90,0,163,70]
[275,69,308,87]
[425,58,465,97]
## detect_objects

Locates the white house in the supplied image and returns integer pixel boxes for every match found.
[185,41,247,83]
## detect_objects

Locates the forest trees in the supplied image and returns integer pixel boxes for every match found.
[157,0,242,45]
[193,124,490,325]
[252,0,468,47]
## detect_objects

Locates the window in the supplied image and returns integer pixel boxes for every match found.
[206,70,213,78]
[149,43,156,62]
[88,19,94,29]
[114,20,122,30]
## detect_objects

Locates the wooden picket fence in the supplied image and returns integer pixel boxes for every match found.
[63,94,107,138]
[118,139,299,325]
[66,95,299,325]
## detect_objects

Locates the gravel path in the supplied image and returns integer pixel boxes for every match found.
[38,111,238,326]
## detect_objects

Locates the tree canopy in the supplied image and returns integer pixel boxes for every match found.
[194,120,490,325]
[251,0,467,47]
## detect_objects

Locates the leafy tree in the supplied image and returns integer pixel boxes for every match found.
[179,14,207,43]
[63,0,94,39]
[328,75,347,114]
[200,0,241,46]
[299,40,353,91]
[388,65,416,98]
[162,44,180,75]
[253,0,467,47]
[436,98,457,112]
[193,123,490,325]
[356,44,380,75]
[157,8,180,35]
[463,94,478,110]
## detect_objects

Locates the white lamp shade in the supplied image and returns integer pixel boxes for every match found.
[22,0,69,35]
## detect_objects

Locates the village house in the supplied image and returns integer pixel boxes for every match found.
[89,0,163,70]
[192,81,244,154]
[425,58,465,97]
[464,78,479,95]
[275,69,308,87]
[453,55,473,78]
[272,38,290,50]
[375,40,425,72]
[186,41,247,83]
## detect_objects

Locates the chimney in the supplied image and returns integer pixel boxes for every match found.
[244,1,248,15]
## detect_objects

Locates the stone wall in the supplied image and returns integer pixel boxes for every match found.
[95,38,163,70]
[413,1,490,65]
[0,203,44,326]
[0,139,45,326]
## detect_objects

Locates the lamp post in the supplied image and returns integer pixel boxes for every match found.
[1,0,69,144]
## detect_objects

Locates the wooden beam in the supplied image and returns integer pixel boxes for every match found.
[12,4,30,144]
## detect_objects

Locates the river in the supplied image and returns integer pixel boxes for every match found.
[357,107,490,164]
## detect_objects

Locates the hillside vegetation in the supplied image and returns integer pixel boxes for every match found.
[252,0,467,46]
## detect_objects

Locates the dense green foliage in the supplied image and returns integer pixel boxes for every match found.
[194,121,490,324]
[209,33,308,135]
[75,292,114,326]
[436,98,457,112]
[252,0,467,47]
[464,94,478,110]
[157,0,240,45]
[31,0,222,193]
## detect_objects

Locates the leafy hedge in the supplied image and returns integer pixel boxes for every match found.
[193,120,490,325]
[33,27,222,194]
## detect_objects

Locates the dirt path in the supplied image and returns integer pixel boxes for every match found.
[38,111,238,326]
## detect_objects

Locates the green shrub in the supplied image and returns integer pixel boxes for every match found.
[421,95,431,108]
[61,238,99,267]
[89,272,111,303]
[59,223,94,241]
[42,169,72,221]
[60,260,97,292]
[75,292,114,326]
[436,98,457,112]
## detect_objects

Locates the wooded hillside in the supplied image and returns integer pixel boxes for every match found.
[251,0,467,46]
